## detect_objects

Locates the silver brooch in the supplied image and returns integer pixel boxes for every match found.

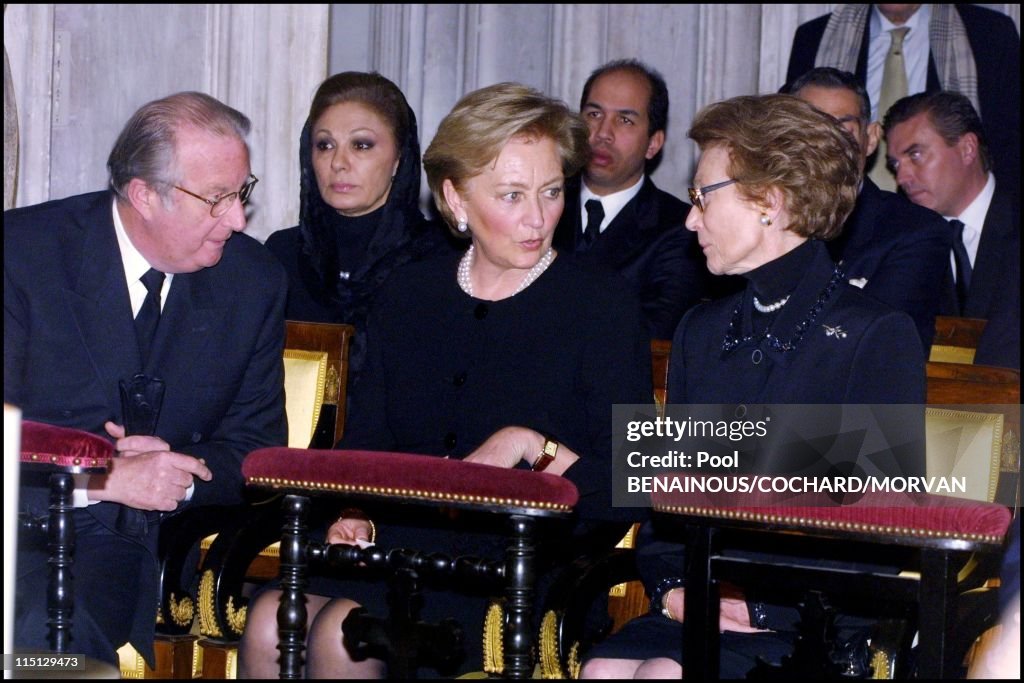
[822,324,847,339]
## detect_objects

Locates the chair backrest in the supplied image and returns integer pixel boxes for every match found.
[929,316,987,364]
[283,321,354,449]
[651,340,671,417]
[925,361,1021,506]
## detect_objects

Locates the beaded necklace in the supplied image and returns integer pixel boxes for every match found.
[722,266,845,353]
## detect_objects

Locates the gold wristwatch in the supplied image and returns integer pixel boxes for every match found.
[532,433,558,472]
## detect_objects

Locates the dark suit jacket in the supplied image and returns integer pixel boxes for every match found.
[553,176,704,340]
[828,178,953,352]
[944,186,1020,369]
[4,191,288,660]
[787,4,1020,195]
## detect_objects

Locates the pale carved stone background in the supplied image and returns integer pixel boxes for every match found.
[4,4,1019,242]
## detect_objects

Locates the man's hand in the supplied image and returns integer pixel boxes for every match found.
[89,421,213,510]
[105,421,170,456]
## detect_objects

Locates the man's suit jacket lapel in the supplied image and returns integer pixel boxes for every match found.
[965,188,1016,317]
[64,195,143,412]
[832,179,881,265]
[147,268,222,382]
[554,176,584,251]
[590,177,657,268]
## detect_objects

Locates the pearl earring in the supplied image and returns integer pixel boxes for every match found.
[457,219,469,233]
[759,214,771,226]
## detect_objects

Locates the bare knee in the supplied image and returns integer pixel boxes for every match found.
[634,657,682,679]
[580,657,644,679]
[238,590,282,678]
[238,590,332,679]
[307,599,384,679]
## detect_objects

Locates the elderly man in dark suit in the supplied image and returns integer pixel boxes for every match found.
[5,92,288,665]
[787,4,1020,197]
[553,59,705,340]
[885,90,1020,369]
[783,67,952,353]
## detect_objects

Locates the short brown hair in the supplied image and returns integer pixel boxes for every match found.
[688,94,860,240]
[423,82,589,236]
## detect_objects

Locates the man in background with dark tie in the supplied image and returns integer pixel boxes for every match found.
[4,92,288,664]
[884,90,1019,369]
[553,59,705,340]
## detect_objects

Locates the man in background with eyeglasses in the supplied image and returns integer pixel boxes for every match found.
[4,91,287,667]
[782,67,952,355]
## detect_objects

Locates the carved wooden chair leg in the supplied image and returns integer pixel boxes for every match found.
[683,522,718,682]
[503,515,536,679]
[47,471,75,653]
[918,547,957,678]
[278,494,310,679]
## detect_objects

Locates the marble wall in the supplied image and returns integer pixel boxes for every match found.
[5,4,1019,242]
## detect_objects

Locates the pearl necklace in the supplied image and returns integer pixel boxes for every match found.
[457,244,555,298]
[752,294,790,313]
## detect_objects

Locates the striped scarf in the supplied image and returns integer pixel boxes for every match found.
[814,4,980,116]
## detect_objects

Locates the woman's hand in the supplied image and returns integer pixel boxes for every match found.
[464,426,579,475]
[326,517,374,546]
[661,584,768,633]
[464,426,541,469]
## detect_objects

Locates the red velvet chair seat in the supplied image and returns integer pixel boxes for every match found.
[650,486,1013,678]
[243,447,580,678]
[243,447,579,514]
[651,488,1011,546]
[20,420,114,471]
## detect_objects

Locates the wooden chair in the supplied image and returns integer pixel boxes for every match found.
[929,316,987,364]
[549,344,1020,678]
[243,447,579,678]
[193,321,354,678]
[652,489,1012,679]
[925,361,1020,507]
[17,421,114,654]
[645,354,1019,679]
[118,321,354,679]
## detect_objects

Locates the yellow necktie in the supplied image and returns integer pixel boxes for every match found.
[869,26,910,192]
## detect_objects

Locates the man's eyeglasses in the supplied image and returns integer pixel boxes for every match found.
[688,178,737,213]
[175,174,259,217]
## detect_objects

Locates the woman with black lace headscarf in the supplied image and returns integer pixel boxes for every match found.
[265,71,448,389]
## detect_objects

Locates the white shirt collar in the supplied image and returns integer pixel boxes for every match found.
[872,3,929,35]
[112,198,172,314]
[945,172,995,266]
[580,174,645,233]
